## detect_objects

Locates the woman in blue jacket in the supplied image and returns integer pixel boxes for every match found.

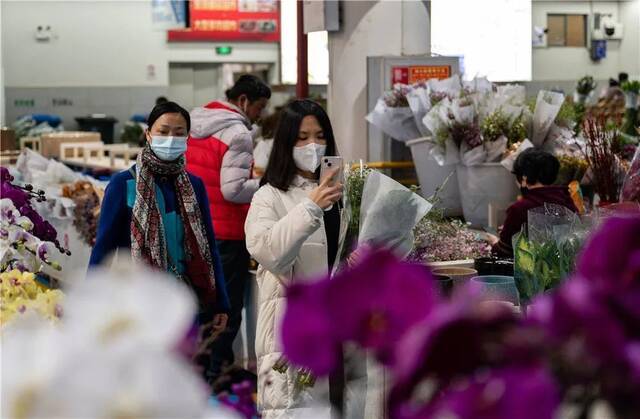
[89,102,230,380]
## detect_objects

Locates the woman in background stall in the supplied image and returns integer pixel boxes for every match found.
[490,149,578,257]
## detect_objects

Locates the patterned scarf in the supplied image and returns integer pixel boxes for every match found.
[131,146,216,307]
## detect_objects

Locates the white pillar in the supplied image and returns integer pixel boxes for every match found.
[0,0,5,126]
[327,0,430,162]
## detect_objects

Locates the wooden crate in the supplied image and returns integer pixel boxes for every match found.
[40,132,101,158]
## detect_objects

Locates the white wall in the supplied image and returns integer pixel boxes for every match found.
[620,0,640,78]
[1,0,279,88]
[327,0,430,162]
[532,0,640,81]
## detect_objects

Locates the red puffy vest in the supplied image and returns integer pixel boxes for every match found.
[185,105,250,241]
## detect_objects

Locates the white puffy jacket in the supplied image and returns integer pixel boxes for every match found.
[245,175,353,418]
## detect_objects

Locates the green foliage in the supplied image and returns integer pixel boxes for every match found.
[621,80,640,94]
[576,75,596,95]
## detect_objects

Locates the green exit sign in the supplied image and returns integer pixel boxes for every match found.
[215,46,233,56]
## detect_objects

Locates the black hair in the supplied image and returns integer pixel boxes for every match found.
[225,74,272,102]
[262,99,337,191]
[619,72,629,83]
[512,149,560,186]
[609,78,620,87]
[155,96,169,105]
[147,101,191,132]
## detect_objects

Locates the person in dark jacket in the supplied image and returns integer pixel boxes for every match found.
[491,149,578,257]
[89,102,230,381]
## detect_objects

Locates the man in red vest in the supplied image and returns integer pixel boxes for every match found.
[186,75,271,382]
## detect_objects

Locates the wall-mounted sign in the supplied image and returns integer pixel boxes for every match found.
[168,0,280,42]
[152,0,188,30]
[216,46,233,55]
[391,65,452,85]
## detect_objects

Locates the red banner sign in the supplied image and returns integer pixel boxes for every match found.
[168,0,280,43]
[391,65,452,85]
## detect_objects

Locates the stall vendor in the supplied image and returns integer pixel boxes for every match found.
[490,149,578,257]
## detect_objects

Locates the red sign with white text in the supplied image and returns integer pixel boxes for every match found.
[392,65,452,84]
[168,0,279,43]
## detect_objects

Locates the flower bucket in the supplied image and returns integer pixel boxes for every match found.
[456,163,518,228]
[407,137,462,216]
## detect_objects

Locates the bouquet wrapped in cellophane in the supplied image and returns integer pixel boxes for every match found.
[514,204,592,304]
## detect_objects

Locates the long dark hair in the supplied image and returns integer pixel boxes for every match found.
[262,99,337,191]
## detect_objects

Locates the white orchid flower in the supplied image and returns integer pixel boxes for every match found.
[30,349,211,419]
[1,314,67,419]
[63,262,197,353]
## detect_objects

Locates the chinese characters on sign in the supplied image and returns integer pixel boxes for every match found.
[168,0,279,42]
[391,66,452,85]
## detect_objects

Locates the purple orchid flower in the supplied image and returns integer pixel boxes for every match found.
[388,289,523,414]
[0,166,13,182]
[325,249,440,365]
[576,215,640,287]
[281,249,440,375]
[398,366,560,419]
[37,242,50,261]
[281,278,341,376]
[1,182,29,209]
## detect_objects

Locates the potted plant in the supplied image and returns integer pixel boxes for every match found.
[574,75,596,104]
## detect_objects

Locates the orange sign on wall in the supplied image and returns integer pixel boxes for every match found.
[392,65,452,84]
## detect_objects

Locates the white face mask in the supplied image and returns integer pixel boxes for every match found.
[150,135,188,161]
[293,143,326,172]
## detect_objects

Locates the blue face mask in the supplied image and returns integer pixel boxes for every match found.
[150,136,188,161]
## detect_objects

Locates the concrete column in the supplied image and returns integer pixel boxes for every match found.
[327,0,430,162]
[0,0,5,126]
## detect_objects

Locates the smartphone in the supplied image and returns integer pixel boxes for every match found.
[320,156,344,185]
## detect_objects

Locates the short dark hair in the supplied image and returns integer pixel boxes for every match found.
[147,101,191,131]
[226,75,271,102]
[262,100,337,191]
[619,72,629,83]
[513,149,560,186]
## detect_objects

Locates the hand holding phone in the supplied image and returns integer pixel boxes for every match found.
[320,156,344,186]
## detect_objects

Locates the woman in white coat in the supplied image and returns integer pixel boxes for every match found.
[245,100,348,418]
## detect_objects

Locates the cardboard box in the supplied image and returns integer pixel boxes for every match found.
[40,131,101,158]
[1,128,17,151]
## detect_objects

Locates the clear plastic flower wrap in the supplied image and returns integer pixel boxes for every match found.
[620,146,640,202]
[365,84,423,143]
[514,204,591,303]
[357,171,432,258]
[531,90,565,146]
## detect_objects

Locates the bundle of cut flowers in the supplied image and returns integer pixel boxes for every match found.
[0,269,64,327]
[422,81,584,168]
[555,154,589,185]
[513,204,591,304]
[62,180,105,246]
[408,218,490,263]
[280,212,640,419]
[581,116,625,203]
